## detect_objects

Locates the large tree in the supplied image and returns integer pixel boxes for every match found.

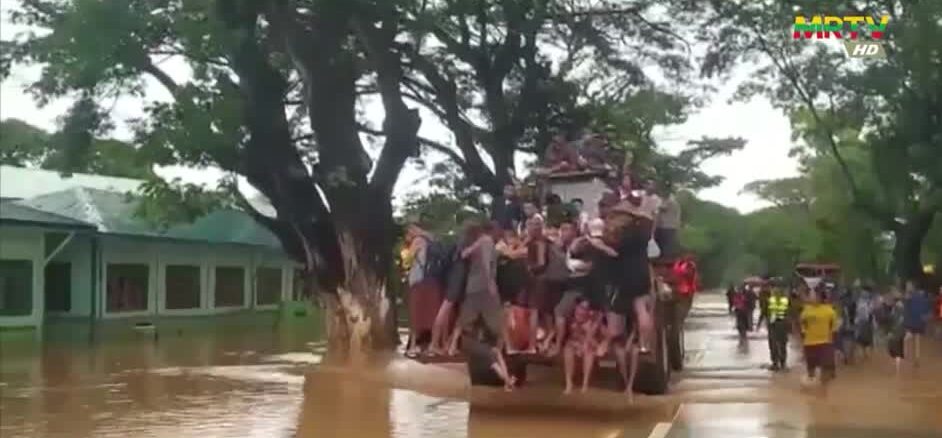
[3,0,428,360]
[711,0,942,283]
[2,0,743,359]
[395,0,744,212]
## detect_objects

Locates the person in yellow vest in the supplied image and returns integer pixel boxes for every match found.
[767,285,790,371]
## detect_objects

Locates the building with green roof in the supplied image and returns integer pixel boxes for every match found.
[1,186,301,329]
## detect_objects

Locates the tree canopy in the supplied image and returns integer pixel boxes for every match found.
[0,0,749,354]
[711,0,941,283]
[0,118,153,178]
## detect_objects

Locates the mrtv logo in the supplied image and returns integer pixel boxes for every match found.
[793,15,889,59]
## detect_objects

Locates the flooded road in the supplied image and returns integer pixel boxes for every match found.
[1,295,940,437]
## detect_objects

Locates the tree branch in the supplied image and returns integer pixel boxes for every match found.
[353,14,421,196]
[140,60,180,98]
[356,122,469,172]
[404,45,500,193]
[751,28,896,229]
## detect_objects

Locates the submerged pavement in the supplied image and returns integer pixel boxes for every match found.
[1,293,939,437]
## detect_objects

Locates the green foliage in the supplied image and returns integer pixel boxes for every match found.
[0,118,153,179]
[0,119,50,166]
[133,176,234,230]
[587,92,747,190]
[401,0,744,195]
[711,0,942,281]
[399,159,488,236]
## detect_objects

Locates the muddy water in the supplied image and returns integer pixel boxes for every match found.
[0,316,666,438]
[2,297,941,438]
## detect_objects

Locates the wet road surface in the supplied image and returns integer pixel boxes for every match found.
[1,294,940,437]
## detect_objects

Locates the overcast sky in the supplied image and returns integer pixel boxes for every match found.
[0,4,799,213]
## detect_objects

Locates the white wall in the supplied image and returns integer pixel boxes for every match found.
[47,235,93,317]
[0,226,44,327]
[546,177,608,217]
[99,236,296,318]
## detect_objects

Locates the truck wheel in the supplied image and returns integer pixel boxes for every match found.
[668,323,685,371]
[635,325,671,395]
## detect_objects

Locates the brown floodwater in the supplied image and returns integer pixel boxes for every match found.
[2,296,941,438]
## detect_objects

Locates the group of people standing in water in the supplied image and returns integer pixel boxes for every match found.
[401,171,683,397]
[728,278,939,395]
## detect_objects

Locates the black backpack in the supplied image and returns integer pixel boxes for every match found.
[422,238,459,285]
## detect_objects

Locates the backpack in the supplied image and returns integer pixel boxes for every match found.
[732,292,747,311]
[422,238,458,286]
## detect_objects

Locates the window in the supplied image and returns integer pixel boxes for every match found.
[293,269,310,300]
[214,267,245,307]
[0,260,33,316]
[107,264,149,313]
[165,265,201,310]
[256,267,282,306]
[45,262,71,312]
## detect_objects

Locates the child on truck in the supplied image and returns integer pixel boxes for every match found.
[562,297,601,394]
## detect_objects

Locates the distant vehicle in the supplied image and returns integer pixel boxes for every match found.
[742,276,768,288]
[794,263,841,291]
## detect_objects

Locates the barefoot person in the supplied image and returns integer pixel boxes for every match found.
[562,297,601,394]
[404,222,443,356]
[447,222,512,355]
[615,327,641,402]
[607,201,656,354]
[800,286,838,394]
[550,222,593,357]
[427,221,478,356]
[464,333,517,391]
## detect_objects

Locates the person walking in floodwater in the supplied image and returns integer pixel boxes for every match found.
[853,286,876,360]
[885,289,907,374]
[902,280,932,367]
[767,284,790,371]
[732,287,751,344]
[800,287,837,394]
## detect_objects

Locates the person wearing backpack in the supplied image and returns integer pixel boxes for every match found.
[404,223,446,356]
[853,286,875,359]
[427,221,475,356]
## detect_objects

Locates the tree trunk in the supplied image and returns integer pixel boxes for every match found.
[892,211,937,284]
[321,228,398,364]
[322,261,395,365]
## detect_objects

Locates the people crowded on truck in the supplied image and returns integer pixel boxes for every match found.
[402,133,691,397]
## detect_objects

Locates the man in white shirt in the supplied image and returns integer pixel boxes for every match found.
[655,185,682,257]
[640,179,662,221]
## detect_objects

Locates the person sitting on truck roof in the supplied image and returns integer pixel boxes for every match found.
[655,183,681,258]
[542,135,586,174]
[579,134,617,173]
